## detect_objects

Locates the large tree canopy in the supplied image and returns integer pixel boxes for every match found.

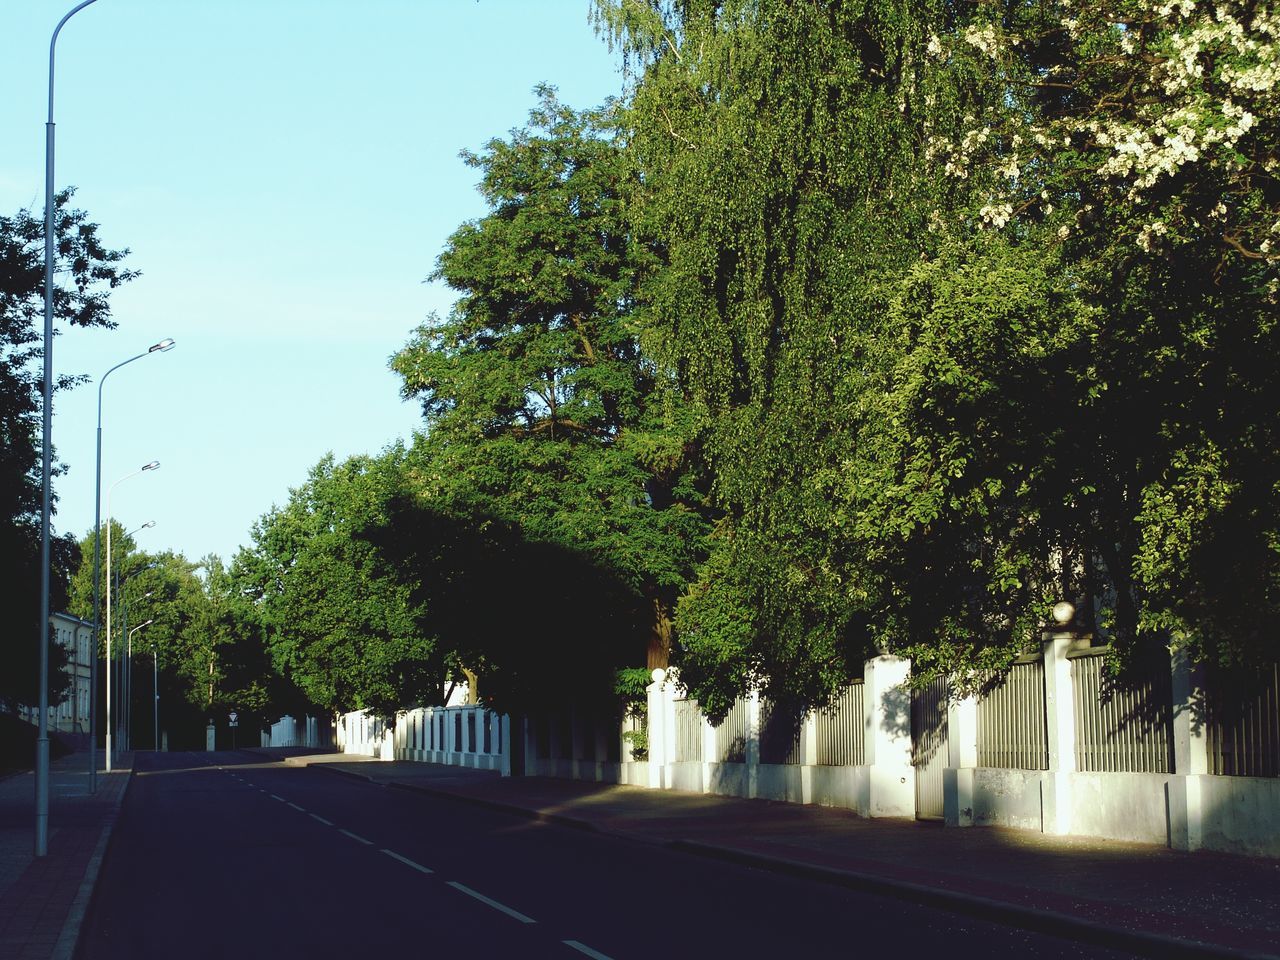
[595,0,1280,711]
[391,88,711,711]
[236,452,438,721]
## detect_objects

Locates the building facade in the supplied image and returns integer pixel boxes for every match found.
[20,613,94,736]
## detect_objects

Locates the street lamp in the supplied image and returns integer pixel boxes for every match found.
[89,342,174,793]
[118,522,154,752]
[36,0,103,860]
[121,586,153,750]
[127,618,153,751]
[105,462,159,771]
[153,639,162,753]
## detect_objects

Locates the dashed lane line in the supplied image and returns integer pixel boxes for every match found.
[446,882,536,924]
[381,849,434,875]
[270,794,286,802]
[310,814,334,826]
[563,941,615,960]
[287,802,306,812]
[339,829,374,845]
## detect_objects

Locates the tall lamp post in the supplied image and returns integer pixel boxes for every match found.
[118,572,155,751]
[117,522,154,753]
[105,462,159,771]
[36,0,103,859]
[89,340,174,793]
[126,619,153,750]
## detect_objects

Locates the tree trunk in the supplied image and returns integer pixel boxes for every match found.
[462,666,479,705]
[646,596,672,670]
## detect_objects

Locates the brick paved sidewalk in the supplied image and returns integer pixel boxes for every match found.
[258,750,1280,960]
[0,752,133,960]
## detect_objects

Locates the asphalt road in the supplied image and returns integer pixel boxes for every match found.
[77,752,1140,959]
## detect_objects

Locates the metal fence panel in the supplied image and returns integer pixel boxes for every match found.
[715,696,749,763]
[674,699,704,762]
[1072,649,1173,773]
[1207,663,1280,778]
[912,676,949,820]
[977,660,1049,770]
[759,699,803,765]
[815,681,865,766]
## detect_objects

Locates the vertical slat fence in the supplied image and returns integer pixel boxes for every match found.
[1207,662,1280,777]
[815,681,865,766]
[977,659,1049,770]
[674,699,704,762]
[1072,648,1172,773]
[715,696,749,762]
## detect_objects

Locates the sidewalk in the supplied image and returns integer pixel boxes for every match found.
[0,751,133,960]
[260,749,1280,960]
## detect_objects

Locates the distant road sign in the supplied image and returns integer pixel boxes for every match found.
[229,711,239,727]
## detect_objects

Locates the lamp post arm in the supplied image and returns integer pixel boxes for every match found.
[47,0,101,123]
[97,351,149,429]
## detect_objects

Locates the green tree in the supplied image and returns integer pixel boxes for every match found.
[599,0,1280,711]
[0,191,134,711]
[237,451,438,722]
[69,533,278,745]
[390,88,710,711]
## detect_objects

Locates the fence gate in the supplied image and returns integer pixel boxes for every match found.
[911,677,949,821]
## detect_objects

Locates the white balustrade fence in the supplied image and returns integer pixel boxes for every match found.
[266,714,330,749]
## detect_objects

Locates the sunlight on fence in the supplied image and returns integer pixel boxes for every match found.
[814,681,865,766]
[977,660,1049,770]
[1072,649,1172,773]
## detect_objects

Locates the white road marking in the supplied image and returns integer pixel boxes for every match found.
[380,849,433,874]
[446,882,536,924]
[269,794,285,802]
[563,942,615,960]
[310,814,334,826]
[287,802,306,812]
[339,829,373,845]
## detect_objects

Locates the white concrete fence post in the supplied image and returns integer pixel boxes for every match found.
[1169,648,1210,851]
[944,694,979,826]
[746,688,761,800]
[500,714,512,777]
[1042,627,1078,835]
[863,654,915,817]
[702,712,717,795]
[800,710,818,804]
[646,669,668,788]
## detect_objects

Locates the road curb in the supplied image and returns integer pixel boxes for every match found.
[54,767,135,960]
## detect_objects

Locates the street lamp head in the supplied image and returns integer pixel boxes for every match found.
[142,460,160,472]
[149,338,176,353]
[141,520,156,529]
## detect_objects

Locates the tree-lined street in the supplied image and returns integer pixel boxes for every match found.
[80,752,1140,959]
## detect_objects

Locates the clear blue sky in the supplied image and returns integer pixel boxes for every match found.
[3,1,625,565]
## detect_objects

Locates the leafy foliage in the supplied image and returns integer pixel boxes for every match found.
[0,192,135,711]
[391,89,712,710]
[236,452,439,721]
[597,0,1280,710]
